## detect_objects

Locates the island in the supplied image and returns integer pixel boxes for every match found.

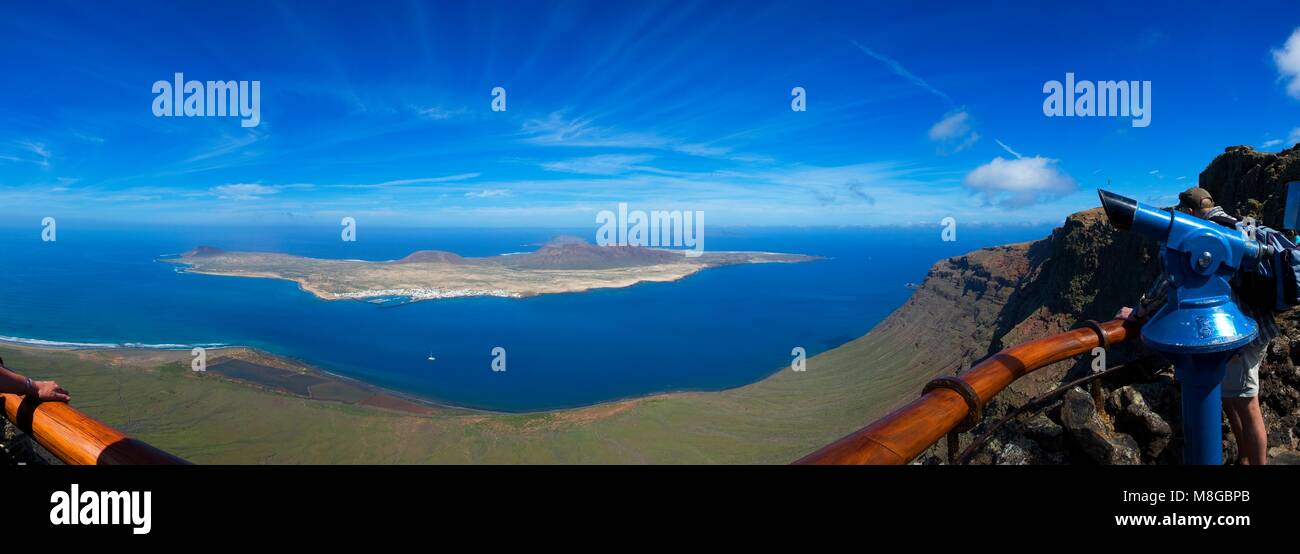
[162,236,819,303]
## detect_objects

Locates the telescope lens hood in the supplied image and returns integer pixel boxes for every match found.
[1098,189,1138,230]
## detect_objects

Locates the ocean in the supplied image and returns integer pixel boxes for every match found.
[0,224,1050,411]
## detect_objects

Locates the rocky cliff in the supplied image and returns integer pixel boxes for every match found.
[913,145,1300,465]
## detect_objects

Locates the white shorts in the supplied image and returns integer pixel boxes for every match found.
[1222,338,1264,398]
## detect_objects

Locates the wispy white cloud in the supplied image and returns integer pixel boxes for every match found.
[73,132,105,144]
[850,40,954,107]
[340,173,481,189]
[1265,127,1300,150]
[181,130,265,165]
[521,112,666,149]
[0,140,53,168]
[413,105,465,121]
[519,112,760,161]
[928,110,979,153]
[212,183,280,200]
[542,154,656,175]
[464,189,511,198]
[674,143,732,157]
[929,111,971,141]
[995,139,1023,159]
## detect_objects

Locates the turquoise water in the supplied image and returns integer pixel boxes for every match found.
[0,224,1049,411]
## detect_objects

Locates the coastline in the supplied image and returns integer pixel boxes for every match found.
[0,330,765,415]
[161,248,821,304]
[165,261,711,303]
[0,326,823,418]
[0,335,478,417]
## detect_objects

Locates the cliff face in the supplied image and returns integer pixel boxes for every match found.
[906,145,1300,464]
[869,243,1037,374]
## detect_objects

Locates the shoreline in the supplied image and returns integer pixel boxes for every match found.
[161,247,822,305]
[0,322,826,418]
[166,261,708,303]
[0,330,803,418]
[0,335,480,417]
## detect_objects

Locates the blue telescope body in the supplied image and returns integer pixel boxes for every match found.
[1098,190,1268,464]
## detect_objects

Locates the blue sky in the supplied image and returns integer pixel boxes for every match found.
[2,0,1299,227]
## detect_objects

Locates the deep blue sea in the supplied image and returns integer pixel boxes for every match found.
[0,224,1050,411]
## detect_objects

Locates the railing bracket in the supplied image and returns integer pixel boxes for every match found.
[922,376,983,432]
[1076,319,1110,350]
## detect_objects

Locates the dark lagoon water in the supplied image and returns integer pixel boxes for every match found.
[0,224,1050,411]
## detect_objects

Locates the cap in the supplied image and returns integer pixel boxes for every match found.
[1178,187,1214,210]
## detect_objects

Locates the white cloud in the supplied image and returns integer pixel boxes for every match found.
[0,140,52,168]
[674,143,731,157]
[520,112,757,161]
[1274,28,1300,99]
[962,156,1078,208]
[542,154,656,175]
[464,189,511,198]
[212,183,280,200]
[415,106,462,120]
[341,173,480,189]
[928,111,970,140]
[994,139,1023,159]
[24,141,50,166]
[521,112,666,149]
[928,110,979,153]
[851,40,954,106]
[1260,128,1300,149]
[181,130,265,165]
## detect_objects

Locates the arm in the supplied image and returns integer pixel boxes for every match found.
[0,357,71,402]
[1117,273,1170,323]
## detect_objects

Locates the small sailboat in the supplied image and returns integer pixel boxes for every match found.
[427,351,437,362]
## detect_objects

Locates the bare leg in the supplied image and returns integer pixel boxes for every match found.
[1225,397,1268,465]
[1242,397,1268,465]
[1225,402,1246,464]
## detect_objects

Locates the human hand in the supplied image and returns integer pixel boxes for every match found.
[32,381,70,402]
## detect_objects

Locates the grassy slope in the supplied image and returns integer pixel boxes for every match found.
[0,244,1029,464]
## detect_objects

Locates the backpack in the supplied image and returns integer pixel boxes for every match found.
[1226,221,1300,312]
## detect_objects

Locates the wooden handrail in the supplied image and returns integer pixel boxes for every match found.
[795,318,1138,465]
[0,393,188,465]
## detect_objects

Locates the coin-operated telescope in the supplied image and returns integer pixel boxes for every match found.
[1098,189,1271,464]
